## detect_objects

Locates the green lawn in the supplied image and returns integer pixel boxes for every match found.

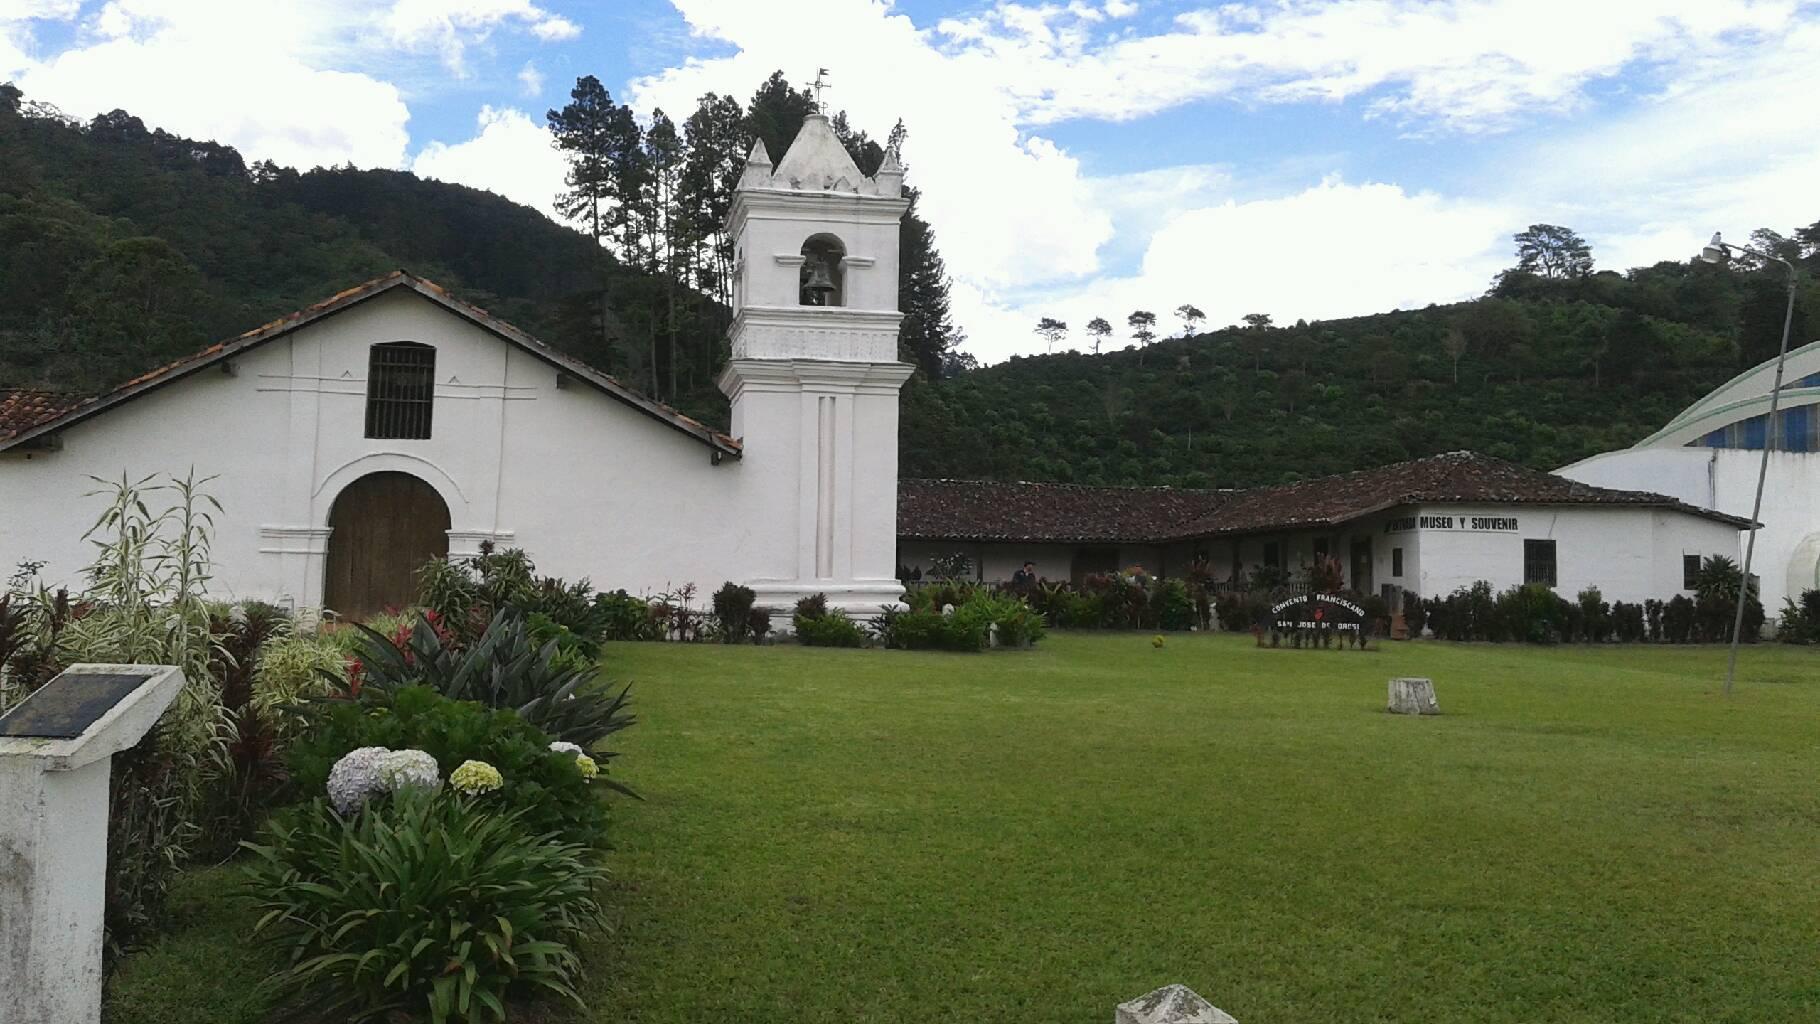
[106,634,1820,1023]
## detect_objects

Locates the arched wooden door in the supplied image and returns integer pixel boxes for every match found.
[323,472,450,620]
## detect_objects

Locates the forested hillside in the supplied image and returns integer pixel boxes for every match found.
[0,74,957,427]
[904,228,1818,487]
[2,78,1813,488]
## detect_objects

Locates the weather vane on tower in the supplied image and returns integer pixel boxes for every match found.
[813,67,831,113]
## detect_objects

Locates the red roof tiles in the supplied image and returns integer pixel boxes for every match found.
[899,451,1753,542]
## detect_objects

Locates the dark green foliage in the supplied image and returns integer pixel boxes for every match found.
[791,594,866,647]
[1774,589,1820,643]
[871,605,988,652]
[1576,587,1612,643]
[711,581,758,643]
[290,686,610,846]
[1663,594,1697,643]
[595,589,659,641]
[242,788,605,1023]
[1692,554,1766,642]
[898,223,1818,486]
[338,609,634,752]
[1402,590,1428,635]
[1612,601,1647,643]
[1149,578,1197,631]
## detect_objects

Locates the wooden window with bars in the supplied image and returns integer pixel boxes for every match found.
[364,342,436,440]
[1523,539,1557,587]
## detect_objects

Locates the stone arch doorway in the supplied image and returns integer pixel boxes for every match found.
[323,471,450,620]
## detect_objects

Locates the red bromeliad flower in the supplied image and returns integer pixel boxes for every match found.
[344,657,364,698]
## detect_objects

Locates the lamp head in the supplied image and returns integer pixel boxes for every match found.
[1699,231,1729,265]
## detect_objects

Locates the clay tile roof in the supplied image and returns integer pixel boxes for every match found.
[1174,450,1752,536]
[0,271,741,458]
[897,478,1233,544]
[897,451,1753,543]
[0,389,86,443]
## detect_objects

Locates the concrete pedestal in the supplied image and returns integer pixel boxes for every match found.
[0,664,183,1024]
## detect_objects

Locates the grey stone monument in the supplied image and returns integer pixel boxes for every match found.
[1116,984,1238,1024]
[1387,676,1440,715]
[0,664,184,1024]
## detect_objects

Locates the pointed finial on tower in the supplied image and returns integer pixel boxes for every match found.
[738,138,773,189]
[872,145,904,197]
[813,67,831,113]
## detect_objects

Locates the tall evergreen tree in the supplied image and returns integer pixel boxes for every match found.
[546,76,617,244]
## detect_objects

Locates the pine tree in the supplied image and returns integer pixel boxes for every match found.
[546,76,617,244]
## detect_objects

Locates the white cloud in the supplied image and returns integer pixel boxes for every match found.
[517,59,543,96]
[16,2,411,168]
[936,0,1798,132]
[529,14,579,41]
[384,0,580,71]
[412,105,566,217]
[970,177,1512,362]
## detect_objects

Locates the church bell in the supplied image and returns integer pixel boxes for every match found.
[803,259,837,305]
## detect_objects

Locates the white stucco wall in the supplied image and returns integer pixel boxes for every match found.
[0,290,749,608]
[1560,447,1820,610]
[1401,504,1738,604]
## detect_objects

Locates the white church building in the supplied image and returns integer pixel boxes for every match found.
[1560,339,1820,612]
[0,114,912,621]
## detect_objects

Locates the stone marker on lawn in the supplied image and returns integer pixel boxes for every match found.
[0,664,185,1024]
[1116,984,1238,1024]
[1387,676,1440,715]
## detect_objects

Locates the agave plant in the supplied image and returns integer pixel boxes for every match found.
[329,608,634,750]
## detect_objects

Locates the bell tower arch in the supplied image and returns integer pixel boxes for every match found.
[718,112,914,619]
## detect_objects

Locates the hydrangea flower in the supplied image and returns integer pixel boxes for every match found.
[548,741,583,757]
[327,746,392,815]
[450,759,503,795]
[574,755,599,782]
[377,749,440,794]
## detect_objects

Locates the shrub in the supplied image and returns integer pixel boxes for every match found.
[340,609,634,750]
[1576,587,1612,643]
[1612,601,1647,642]
[243,789,605,1024]
[290,686,612,845]
[417,544,607,648]
[873,606,988,651]
[1693,555,1765,642]
[712,582,758,643]
[1663,594,1697,642]
[1149,578,1197,631]
[1495,584,1573,643]
[1401,590,1427,636]
[595,589,658,641]
[795,609,867,648]
[1644,599,1665,642]
[963,590,1046,646]
[1776,588,1820,643]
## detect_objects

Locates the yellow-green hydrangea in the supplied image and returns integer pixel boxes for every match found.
[575,754,599,782]
[449,759,503,795]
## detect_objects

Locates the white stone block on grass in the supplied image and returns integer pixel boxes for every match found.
[1388,676,1440,715]
[1116,984,1237,1024]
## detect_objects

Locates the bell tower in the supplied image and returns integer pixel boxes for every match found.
[718,113,914,620]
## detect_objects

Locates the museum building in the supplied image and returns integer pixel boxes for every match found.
[897,451,1752,606]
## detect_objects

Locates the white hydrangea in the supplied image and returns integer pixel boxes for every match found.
[327,746,392,815]
[377,749,440,795]
[548,741,583,757]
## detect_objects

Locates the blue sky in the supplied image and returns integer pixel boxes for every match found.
[4,1,1817,361]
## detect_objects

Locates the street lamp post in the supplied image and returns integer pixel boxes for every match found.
[1697,232,1800,698]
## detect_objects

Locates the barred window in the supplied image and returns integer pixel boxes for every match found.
[1682,554,1701,591]
[1392,547,1404,578]
[365,342,435,440]
[1523,539,1557,587]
